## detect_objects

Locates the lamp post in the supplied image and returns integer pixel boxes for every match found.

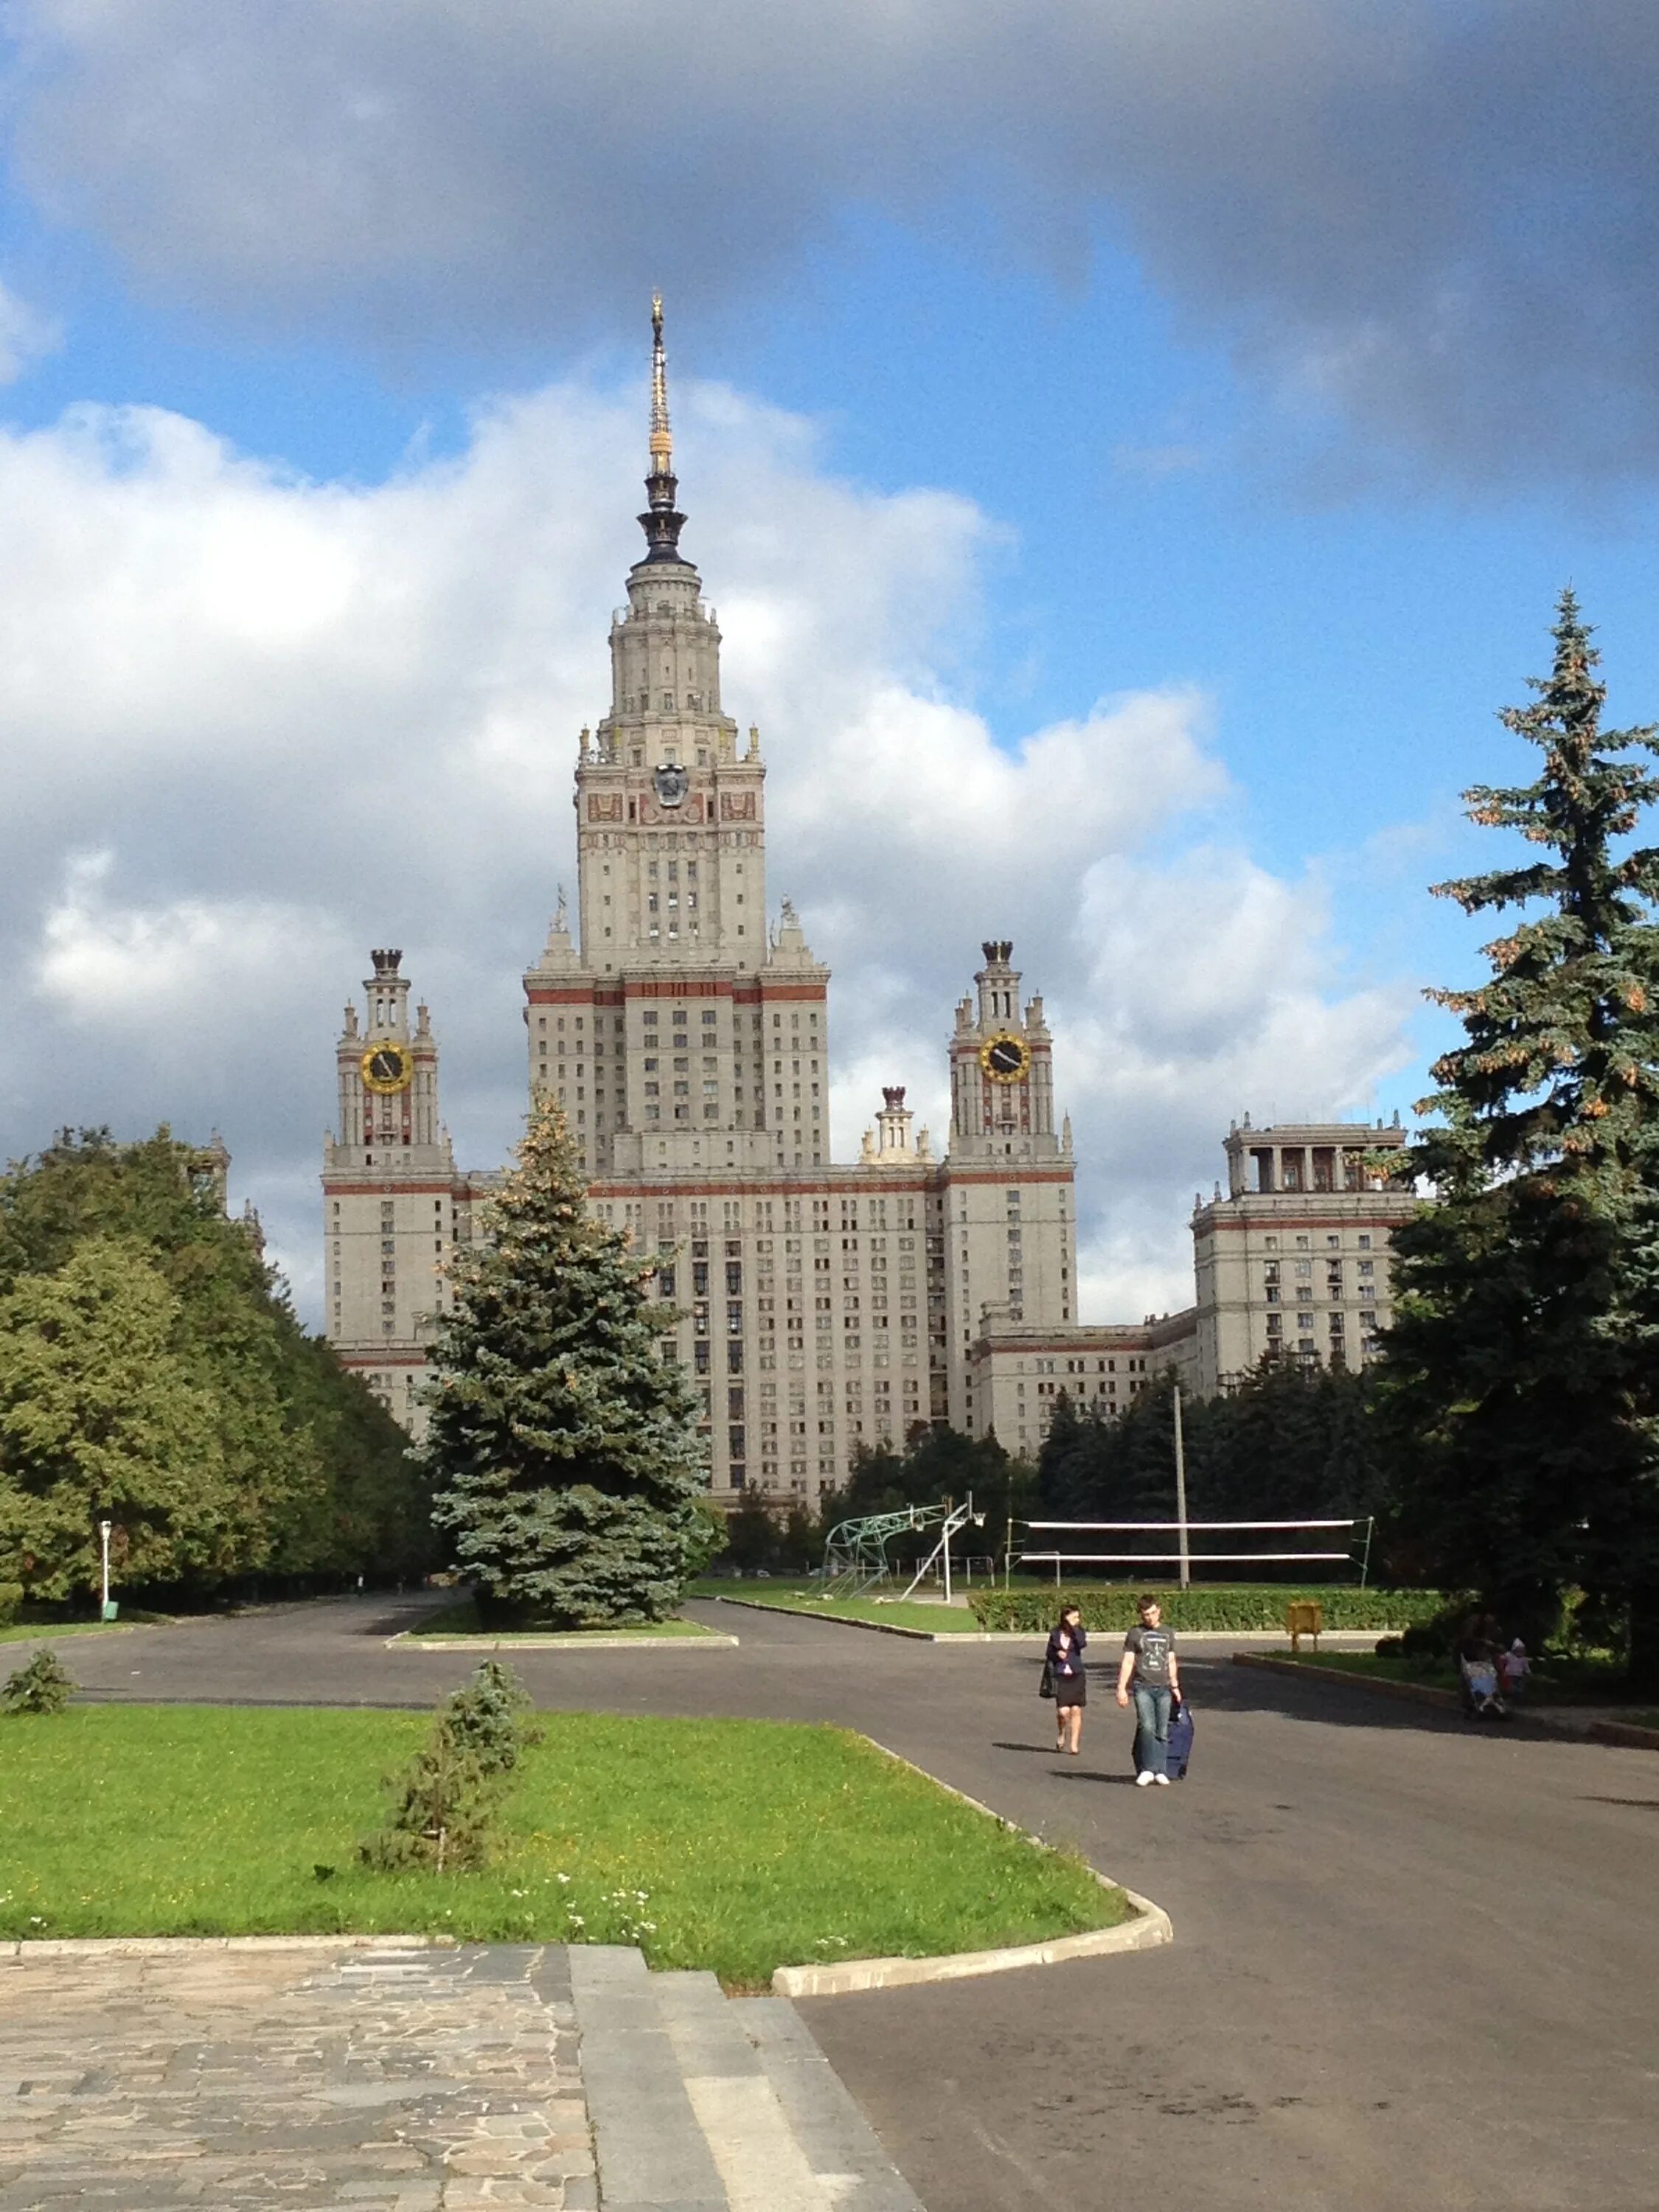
[98,1518,115,1621]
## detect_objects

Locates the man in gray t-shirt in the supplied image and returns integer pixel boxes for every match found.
[1116,1596,1182,1785]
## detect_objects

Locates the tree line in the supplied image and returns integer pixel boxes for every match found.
[0,1130,431,1605]
[5,595,1657,1683]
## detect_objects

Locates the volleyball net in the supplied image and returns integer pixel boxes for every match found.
[1019,1516,1375,1586]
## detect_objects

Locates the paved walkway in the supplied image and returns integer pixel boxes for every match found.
[0,1942,591,2211]
[26,1596,1659,2210]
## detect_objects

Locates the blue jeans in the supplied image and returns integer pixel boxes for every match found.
[1134,1684,1172,1777]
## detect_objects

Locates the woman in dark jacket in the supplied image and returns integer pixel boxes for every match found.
[1047,1604,1088,1755]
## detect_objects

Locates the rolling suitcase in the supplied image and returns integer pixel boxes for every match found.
[1131,1696,1194,1781]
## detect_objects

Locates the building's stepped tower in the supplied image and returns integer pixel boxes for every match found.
[522,295,830,1182]
[939,940,1077,1427]
[321,949,464,1433]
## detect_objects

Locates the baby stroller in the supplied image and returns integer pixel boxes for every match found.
[1459,1655,1509,1722]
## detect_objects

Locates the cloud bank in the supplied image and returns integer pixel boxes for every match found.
[0,373,1411,1321]
[10,1,1659,480]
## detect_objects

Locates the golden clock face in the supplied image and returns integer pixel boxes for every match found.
[361,1041,414,1095]
[980,1032,1031,1084]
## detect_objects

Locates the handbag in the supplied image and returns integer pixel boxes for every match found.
[1039,1659,1056,1699]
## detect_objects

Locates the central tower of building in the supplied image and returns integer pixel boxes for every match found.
[524,295,829,1180]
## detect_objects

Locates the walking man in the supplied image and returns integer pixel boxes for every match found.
[1116,1593,1181,1787]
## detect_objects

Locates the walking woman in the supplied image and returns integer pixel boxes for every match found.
[1047,1604,1088,1755]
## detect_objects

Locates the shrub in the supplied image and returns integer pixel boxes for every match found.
[441,1658,540,1776]
[359,1658,538,1874]
[2,1646,74,1715]
[0,1583,22,1628]
[1374,1635,1404,1655]
[358,1728,493,1875]
[965,1585,1450,1635]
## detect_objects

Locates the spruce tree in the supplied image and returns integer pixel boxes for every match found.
[425,1099,707,1626]
[1376,592,1659,1653]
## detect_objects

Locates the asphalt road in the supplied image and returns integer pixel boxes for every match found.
[52,1595,1659,2211]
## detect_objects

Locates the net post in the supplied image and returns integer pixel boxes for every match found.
[1173,1384,1191,1590]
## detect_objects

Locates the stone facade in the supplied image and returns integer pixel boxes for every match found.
[320,305,1416,1485]
[963,1115,1416,1455]
[1189,1116,1416,1393]
[320,948,492,1435]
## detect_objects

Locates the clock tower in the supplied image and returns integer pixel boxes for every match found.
[322,948,468,1435]
[939,939,1076,1427]
[948,939,1060,1162]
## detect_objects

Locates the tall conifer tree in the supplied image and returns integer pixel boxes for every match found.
[1377,593,1659,1652]
[426,1099,706,1625]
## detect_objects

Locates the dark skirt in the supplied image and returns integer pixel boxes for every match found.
[1053,1671,1087,1708]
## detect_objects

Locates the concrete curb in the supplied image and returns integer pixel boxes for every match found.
[771,1735,1173,1998]
[3,1934,436,1960]
[1588,1717,1659,1751]
[389,1628,740,1650]
[772,1905,1173,1999]
[714,1596,946,1641]
[714,1600,1408,1647]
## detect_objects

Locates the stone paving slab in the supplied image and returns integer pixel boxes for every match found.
[0,1941,594,2210]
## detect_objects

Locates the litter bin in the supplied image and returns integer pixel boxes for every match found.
[101,1599,119,1622]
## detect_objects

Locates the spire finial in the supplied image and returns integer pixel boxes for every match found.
[650,292,671,477]
[638,291,688,563]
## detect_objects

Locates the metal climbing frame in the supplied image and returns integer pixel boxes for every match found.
[821,1501,965,1599]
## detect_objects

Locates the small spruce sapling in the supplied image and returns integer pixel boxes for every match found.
[359,1659,538,1874]
[1,1646,74,1715]
[441,1658,541,1775]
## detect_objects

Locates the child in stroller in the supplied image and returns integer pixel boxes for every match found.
[1456,1615,1511,1721]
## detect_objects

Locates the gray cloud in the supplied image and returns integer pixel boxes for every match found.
[10,2,1659,479]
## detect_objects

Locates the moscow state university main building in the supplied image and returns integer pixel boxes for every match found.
[324,303,1081,1501]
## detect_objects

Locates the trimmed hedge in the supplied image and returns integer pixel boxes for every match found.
[0,1585,21,1628]
[966,1584,1450,1634]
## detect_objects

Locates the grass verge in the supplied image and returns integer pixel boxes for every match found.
[0,1615,166,1645]
[694,1579,1003,1635]
[401,1600,717,1641]
[1272,1649,1645,1705]
[0,1706,1124,1987]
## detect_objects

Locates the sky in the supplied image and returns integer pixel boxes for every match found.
[4,1,1659,1329]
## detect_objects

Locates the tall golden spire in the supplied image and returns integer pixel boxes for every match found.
[649,291,672,479]
[638,291,687,563]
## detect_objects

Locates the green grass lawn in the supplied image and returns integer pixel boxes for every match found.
[0,1615,164,1646]
[696,1580,1004,1635]
[403,1600,719,1641]
[0,1707,1123,1988]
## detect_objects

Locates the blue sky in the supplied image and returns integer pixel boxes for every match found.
[2,3,1656,1322]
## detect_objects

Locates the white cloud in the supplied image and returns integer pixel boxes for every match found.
[35,849,347,1031]
[0,369,1413,1324]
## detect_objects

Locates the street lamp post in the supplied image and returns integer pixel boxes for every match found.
[98,1518,115,1621]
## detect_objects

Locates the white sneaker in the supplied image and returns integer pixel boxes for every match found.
[1154,1773,1171,1786]
[1135,1770,1155,1787]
